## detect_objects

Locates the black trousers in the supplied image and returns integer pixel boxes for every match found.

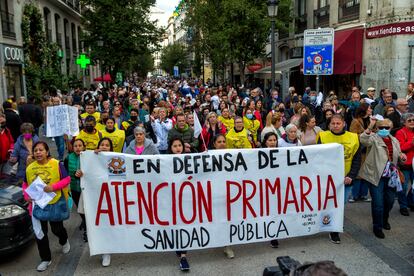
[36,220,68,261]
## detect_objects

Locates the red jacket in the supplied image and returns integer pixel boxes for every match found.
[395,126,414,166]
[0,128,14,163]
[200,123,227,152]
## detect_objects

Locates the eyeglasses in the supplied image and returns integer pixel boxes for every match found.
[115,103,121,106]
[378,126,391,130]
[406,119,414,123]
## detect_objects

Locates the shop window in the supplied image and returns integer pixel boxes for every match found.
[1,0,15,38]
[5,65,22,99]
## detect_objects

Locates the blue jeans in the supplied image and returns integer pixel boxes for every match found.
[345,185,352,204]
[368,177,396,231]
[351,179,369,199]
[54,135,65,160]
[398,170,414,209]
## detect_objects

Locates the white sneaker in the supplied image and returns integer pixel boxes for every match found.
[36,261,51,272]
[62,240,70,254]
[223,246,235,259]
[102,254,111,267]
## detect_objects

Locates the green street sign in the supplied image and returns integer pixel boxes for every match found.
[76,54,91,69]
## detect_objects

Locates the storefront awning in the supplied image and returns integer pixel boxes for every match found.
[334,28,364,74]
[255,58,302,75]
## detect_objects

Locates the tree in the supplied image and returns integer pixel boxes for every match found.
[21,3,64,100]
[186,0,292,85]
[160,44,188,76]
[80,0,163,81]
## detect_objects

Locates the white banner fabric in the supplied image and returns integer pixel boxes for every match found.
[81,144,345,255]
[46,105,79,137]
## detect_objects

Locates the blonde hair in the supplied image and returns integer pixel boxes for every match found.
[265,112,281,127]
[375,118,393,129]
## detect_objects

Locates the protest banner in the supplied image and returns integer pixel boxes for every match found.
[46,105,79,137]
[81,144,345,255]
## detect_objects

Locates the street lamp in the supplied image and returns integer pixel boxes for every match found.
[267,0,279,97]
[96,37,104,87]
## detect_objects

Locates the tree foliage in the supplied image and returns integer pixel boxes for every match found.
[80,0,163,79]
[186,0,292,84]
[160,44,188,76]
[21,3,64,100]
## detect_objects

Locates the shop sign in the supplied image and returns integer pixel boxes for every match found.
[3,45,24,63]
[366,21,414,39]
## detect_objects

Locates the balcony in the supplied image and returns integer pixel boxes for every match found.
[314,6,330,28]
[1,11,16,38]
[339,0,360,23]
[62,0,80,13]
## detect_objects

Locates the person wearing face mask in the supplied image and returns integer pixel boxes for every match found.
[121,108,140,132]
[76,116,102,150]
[359,118,406,238]
[9,123,39,180]
[0,113,14,176]
[243,109,260,147]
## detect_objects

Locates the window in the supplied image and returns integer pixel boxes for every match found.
[1,0,15,38]
[319,0,329,8]
[339,0,360,22]
[298,0,306,16]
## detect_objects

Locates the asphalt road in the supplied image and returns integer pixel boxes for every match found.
[1,136,413,276]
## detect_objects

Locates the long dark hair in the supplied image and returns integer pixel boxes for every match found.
[168,137,185,154]
[32,141,51,157]
[262,132,278,148]
[97,137,114,151]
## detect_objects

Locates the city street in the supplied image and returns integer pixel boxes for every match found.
[1,137,413,276]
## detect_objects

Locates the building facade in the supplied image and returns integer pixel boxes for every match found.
[257,0,414,98]
[0,0,99,103]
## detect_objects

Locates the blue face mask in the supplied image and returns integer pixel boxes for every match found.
[377,129,390,137]
[310,96,317,102]
[246,114,253,120]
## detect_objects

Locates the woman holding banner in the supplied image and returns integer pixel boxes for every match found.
[77,137,114,267]
[262,132,280,248]
[168,137,191,271]
[22,141,71,272]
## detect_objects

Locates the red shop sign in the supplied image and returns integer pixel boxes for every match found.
[366,21,414,39]
[247,64,263,72]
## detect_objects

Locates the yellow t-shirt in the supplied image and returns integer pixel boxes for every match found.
[101,128,126,152]
[26,158,68,204]
[96,122,106,132]
[81,112,101,122]
[243,117,260,142]
[317,130,359,175]
[76,129,102,150]
[226,128,252,149]
[218,116,234,132]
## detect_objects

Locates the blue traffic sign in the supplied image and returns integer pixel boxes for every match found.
[303,28,334,75]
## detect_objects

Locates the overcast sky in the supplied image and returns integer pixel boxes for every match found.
[156,0,179,13]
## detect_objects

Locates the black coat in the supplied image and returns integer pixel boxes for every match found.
[18,103,43,129]
[4,109,21,141]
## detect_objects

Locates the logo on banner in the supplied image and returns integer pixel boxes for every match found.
[107,157,126,175]
[321,213,332,227]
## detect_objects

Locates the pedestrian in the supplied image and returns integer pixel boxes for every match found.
[298,114,322,146]
[167,137,190,271]
[262,132,280,248]
[226,116,252,149]
[317,114,361,244]
[243,109,260,147]
[18,95,43,136]
[261,112,285,141]
[278,124,302,147]
[218,107,234,132]
[64,139,87,241]
[2,101,21,141]
[168,114,199,153]
[359,118,406,238]
[101,117,125,153]
[200,112,226,151]
[22,141,71,272]
[349,103,372,202]
[50,96,65,160]
[124,126,159,155]
[0,113,14,175]
[151,107,173,154]
[9,123,39,180]
[76,115,102,150]
[394,113,414,215]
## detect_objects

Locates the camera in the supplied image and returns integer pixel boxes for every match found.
[263,256,301,276]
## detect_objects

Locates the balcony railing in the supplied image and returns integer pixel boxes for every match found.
[339,0,360,22]
[1,11,15,38]
[314,6,330,28]
[62,0,81,13]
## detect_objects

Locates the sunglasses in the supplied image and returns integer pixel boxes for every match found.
[378,126,391,130]
[407,119,414,123]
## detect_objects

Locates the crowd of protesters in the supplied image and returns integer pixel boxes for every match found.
[1,78,414,272]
